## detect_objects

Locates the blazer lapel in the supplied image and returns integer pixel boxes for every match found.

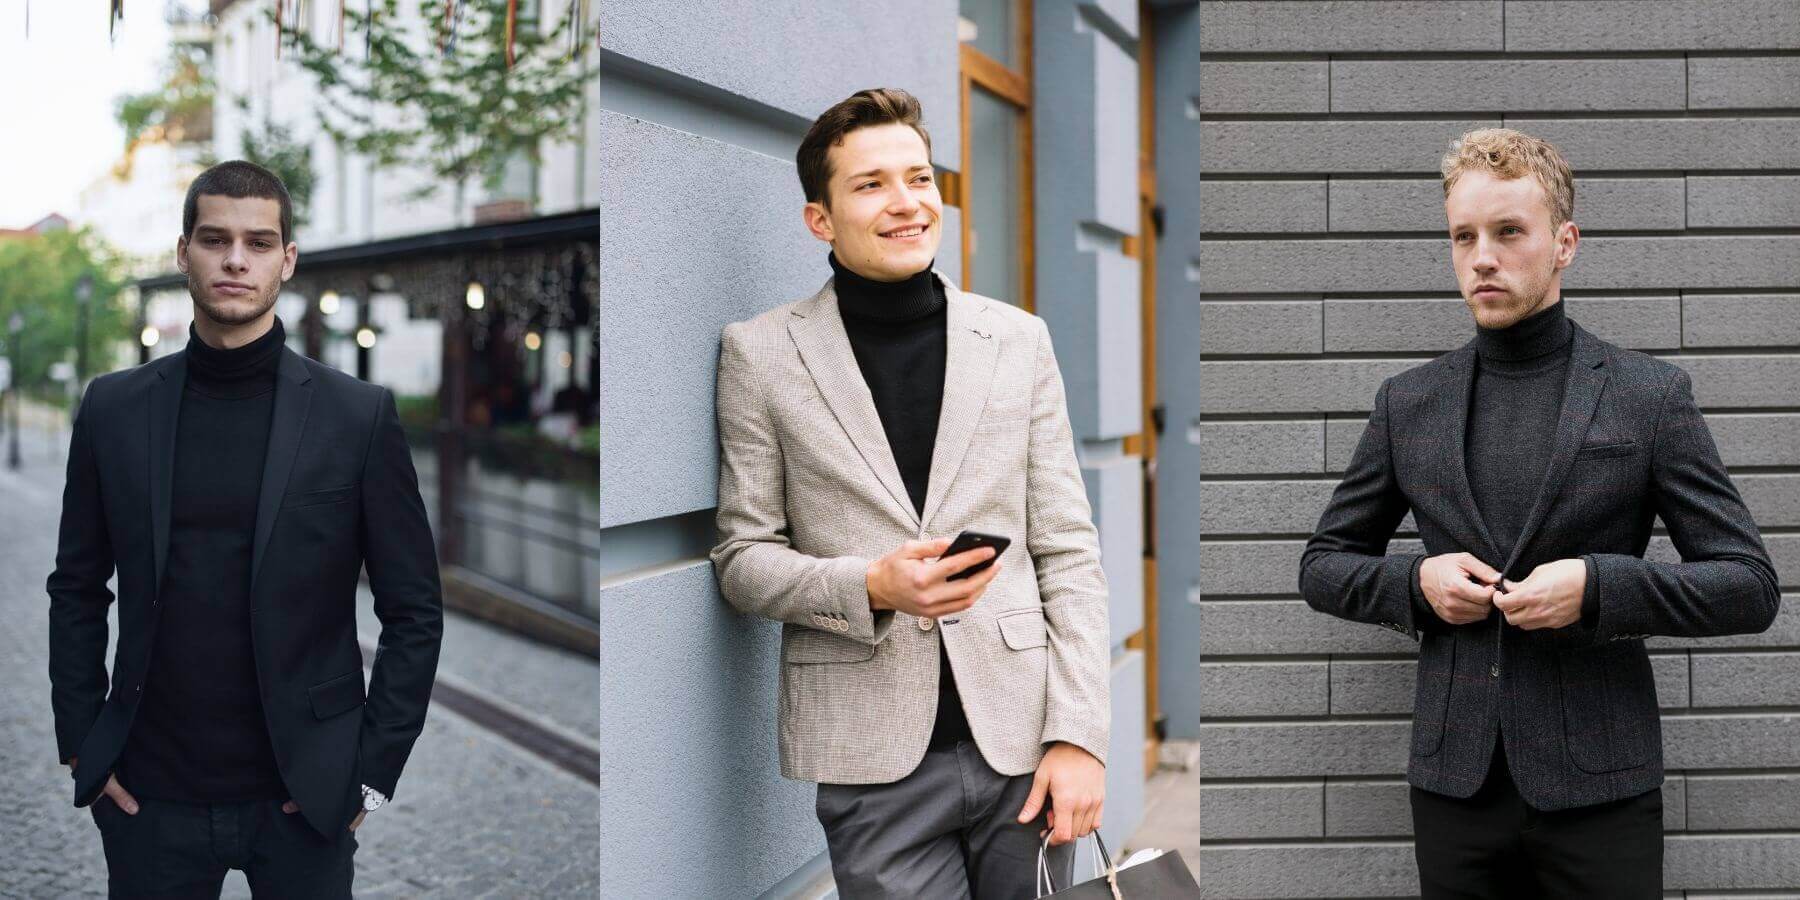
[920,274,1000,531]
[148,353,186,596]
[250,348,314,590]
[787,279,920,529]
[1502,323,1609,574]
[1427,343,1505,565]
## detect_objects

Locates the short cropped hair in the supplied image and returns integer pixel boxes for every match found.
[182,160,295,244]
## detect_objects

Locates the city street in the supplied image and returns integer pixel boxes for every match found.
[0,414,599,898]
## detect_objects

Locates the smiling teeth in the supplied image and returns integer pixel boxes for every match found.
[885,226,924,237]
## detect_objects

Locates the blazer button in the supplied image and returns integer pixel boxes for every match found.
[918,617,935,631]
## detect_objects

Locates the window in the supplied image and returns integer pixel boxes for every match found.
[957,0,1033,310]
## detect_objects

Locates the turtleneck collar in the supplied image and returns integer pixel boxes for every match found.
[1475,298,1572,364]
[830,252,945,324]
[186,316,285,396]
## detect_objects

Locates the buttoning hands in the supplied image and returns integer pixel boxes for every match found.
[1419,552,1502,625]
[1494,558,1586,630]
[866,537,1001,620]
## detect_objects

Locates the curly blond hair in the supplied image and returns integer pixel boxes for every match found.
[1440,128,1575,228]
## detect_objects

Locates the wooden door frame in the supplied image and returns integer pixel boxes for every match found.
[955,0,1034,312]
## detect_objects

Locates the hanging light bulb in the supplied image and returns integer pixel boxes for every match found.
[466,281,485,310]
[355,327,377,349]
[140,325,159,348]
[319,290,341,315]
[524,331,542,351]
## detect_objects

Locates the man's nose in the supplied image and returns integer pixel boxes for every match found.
[223,243,250,271]
[886,185,920,214]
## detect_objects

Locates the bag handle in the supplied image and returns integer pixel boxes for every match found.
[1036,830,1123,899]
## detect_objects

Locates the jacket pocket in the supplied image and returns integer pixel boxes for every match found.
[283,484,356,509]
[308,671,367,720]
[1411,633,1456,757]
[1574,440,1638,461]
[785,631,878,665]
[997,609,1048,650]
[1559,645,1657,773]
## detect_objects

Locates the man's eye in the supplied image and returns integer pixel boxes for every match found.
[860,182,879,191]
[914,174,932,184]
[253,242,271,249]
[1501,227,1520,235]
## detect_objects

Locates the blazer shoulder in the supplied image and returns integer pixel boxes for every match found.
[722,297,810,348]
[1388,346,1466,393]
[82,354,172,407]
[967,292,1044,340]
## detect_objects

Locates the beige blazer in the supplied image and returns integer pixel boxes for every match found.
[711,270,1111,784]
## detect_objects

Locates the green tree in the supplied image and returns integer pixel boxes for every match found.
[114,43,214,151]
[277,0,593,221]
[0,229,133,398]
[231,98,318,231]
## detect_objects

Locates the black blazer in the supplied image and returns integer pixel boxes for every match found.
[48,345,443,838]
[1300,321,1779,812]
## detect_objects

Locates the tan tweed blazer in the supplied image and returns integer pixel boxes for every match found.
[711,270,1111,784]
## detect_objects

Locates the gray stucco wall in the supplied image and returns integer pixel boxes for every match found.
[1196,2,1800,897]
[1154,1,1203,741]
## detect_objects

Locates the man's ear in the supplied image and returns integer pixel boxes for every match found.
[1556,221,1580,269]
[281,242,299,281]
[175,234,189,274]
[802,201,835,244]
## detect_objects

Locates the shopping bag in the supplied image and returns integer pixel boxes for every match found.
[1035,830,1201,899]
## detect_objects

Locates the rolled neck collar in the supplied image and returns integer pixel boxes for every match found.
[830,252,944,324]
[1475,299,1571,364]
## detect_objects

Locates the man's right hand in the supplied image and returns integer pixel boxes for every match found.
[867,538,1003,620]
[1419,552,1503,625]
[65,757,139,815]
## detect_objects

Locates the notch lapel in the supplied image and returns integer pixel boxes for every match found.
[920,275,999,531]
[787,280,920,529]
[1438,344,1505,565]
[148,354,186,596]
[249,348,314,590]
[1501,323,1609,574]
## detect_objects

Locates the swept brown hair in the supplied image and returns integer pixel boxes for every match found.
[796,88,932,208]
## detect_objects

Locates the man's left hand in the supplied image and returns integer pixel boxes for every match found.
[1493,558,1586,630]
[1017,742,1105,846]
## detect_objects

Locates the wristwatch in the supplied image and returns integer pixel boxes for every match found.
[359,784,388,814]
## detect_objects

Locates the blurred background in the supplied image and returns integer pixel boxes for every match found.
[596,1,1199,897]
[1195,1,1800,897]
[0,1,598,895]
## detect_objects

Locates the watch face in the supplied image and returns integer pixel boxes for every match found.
[363,793,383,812]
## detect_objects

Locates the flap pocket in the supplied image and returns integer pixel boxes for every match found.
[284,484,355,509]
[1574,440,1638,461]
[785,632,878,665]
[997,609,1048,650]
[307,671,366,720]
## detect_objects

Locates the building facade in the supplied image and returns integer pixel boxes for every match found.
[1197,1,1800,896]
[598,1,1199,896]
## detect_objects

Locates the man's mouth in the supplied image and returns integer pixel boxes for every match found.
[1473,285,1506,299]
[879,223,930,240]
[214,282,254,296]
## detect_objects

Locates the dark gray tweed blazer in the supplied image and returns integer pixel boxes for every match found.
[1299,320,1780,812]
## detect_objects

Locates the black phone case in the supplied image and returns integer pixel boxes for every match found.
[944,530,1011,581]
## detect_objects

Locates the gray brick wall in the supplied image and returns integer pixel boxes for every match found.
[1196,2,1800,896]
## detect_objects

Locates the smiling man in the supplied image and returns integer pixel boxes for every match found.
[48,160,443,897]
[710,88,1111,897]
[1298,128,1779,897]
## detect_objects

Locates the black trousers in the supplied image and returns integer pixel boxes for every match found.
[1411,737,1663,899]
[90,795,354,899]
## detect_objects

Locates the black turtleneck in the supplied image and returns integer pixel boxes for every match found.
[120,316,287,803]
[830,253,971,750]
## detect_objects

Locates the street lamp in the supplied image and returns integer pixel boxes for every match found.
[74,274,92,402]
[9,311,23,471]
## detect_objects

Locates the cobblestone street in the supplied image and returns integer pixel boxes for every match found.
[0,420,599,898]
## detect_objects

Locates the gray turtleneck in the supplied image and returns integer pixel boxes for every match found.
[1466,299,1574,562]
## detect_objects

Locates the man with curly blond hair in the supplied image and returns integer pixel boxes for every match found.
[1300,128,1778,896]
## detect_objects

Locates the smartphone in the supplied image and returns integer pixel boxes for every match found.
[943,530,1011,581]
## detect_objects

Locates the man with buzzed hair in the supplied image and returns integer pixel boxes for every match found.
[49,160,444,897]
[1300,129,1778,897]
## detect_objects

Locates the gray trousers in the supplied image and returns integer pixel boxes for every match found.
[815,741,1075,899]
